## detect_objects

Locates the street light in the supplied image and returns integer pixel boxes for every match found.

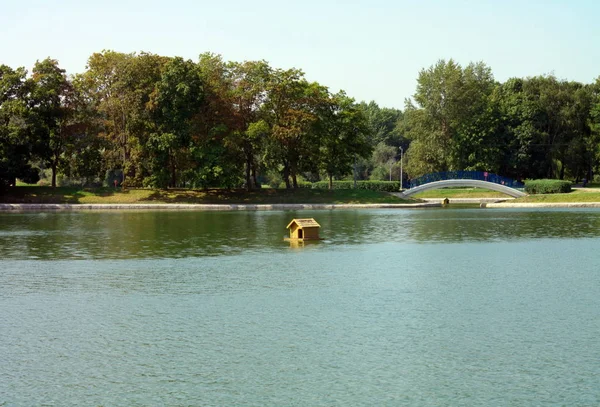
[399,146,404,191]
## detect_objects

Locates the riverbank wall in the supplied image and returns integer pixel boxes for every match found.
[420,198,513,204]
[0,202,440,211]
[485,202,600,208]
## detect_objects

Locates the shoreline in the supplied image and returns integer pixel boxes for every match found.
[3,201,600,211]
[420,197,513,204]
[0,202,440,211]
[485,202,600,208]
[410,197,600,208]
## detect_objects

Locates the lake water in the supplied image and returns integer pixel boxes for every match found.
[1,208,599,406]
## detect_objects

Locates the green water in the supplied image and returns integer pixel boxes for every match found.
[1,208,599,406]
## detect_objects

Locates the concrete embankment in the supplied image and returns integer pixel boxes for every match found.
[0,202,440,211]
[420,198,513,204]
[485,202,600,208]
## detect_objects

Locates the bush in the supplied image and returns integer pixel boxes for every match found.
[312,180,401,192]
[524,179,572,194]
[296,181,313,188]
[104,170,124,187]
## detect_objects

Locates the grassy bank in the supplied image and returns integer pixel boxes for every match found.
[512,188,600,203]
[413,186,600,203]
[0,186,415,205]
[412,187,509,198]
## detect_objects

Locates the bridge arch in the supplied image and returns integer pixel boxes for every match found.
[400,179,526,198]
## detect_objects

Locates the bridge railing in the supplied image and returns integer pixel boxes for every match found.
[409,171,524,189]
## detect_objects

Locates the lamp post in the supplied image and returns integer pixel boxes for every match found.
[399,146,404,190]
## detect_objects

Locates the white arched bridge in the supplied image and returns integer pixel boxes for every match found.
[400,171,526,198]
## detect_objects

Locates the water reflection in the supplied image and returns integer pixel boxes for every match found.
[2,208,600,406]
[1,208,600,260]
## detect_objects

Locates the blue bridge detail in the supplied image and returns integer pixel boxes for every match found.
[400,171,527,198]
[409,171,524,189]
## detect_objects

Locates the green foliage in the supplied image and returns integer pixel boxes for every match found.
[104,170,123,187]
[3,51,600,195]
[405,59,498,177]
[0,186,413,205]
[358,101,402,145]
[0,64,39,190]
[524,179,572,194]
[318,91,372,188]
[312,180,401,192]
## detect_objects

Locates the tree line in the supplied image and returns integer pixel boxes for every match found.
[1,53,600,191]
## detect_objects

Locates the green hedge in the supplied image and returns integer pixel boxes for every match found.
[524,179,572,194]
[312,180,401,192]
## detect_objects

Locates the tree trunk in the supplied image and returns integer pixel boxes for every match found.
[170,155,177,188]
[283,165,291,189]
[329,174,333,190]
[292,173,298,189]
[51,163,57,188]
[251,165,259,189]
[559,161,565,180]
[245,153,252,191]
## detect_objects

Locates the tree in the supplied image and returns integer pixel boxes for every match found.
[228,60,271,190]
[370,142,399,181]
[358,101,402,146]
[263,69,326,188]
[79,51,166,186]
[318,92,371,188]
[193,53,244,188]
[0,65,39,189]
[589,78,600,178]
[146,57,204,188]
[497,76,594,180]
[28,58,73,187]
[405,59,499,177]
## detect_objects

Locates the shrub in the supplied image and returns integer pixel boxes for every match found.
[524,179,572,194]
[296,181,313,189]
[312,180,401,192]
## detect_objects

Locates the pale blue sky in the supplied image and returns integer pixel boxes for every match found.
[1,0,599,108]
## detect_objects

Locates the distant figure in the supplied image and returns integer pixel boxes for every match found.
[114,179,118,188]
[582,178,588,187]
[483,171,489,181]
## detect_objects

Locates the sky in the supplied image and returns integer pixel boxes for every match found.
[1,0,599,108]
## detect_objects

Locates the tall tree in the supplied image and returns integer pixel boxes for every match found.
[498,76,594,180]
[263,69,325,188]
[79,51,165,186]
[29,58,73,187]
[228,60,271,190]
[319,92,371,188]
[358,101,402,145]
[405,59,498,177]
[0,65,38,189]
[146,57,204,188]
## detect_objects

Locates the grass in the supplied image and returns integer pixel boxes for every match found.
[0,186,415,205]
[7,185,600,205]
[412,187,510,198]
[411,186,600,203]
[513,188,600,203]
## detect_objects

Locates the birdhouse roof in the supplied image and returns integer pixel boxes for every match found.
[286,218,321,229]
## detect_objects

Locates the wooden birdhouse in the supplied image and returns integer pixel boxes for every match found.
[285,218,322,241]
